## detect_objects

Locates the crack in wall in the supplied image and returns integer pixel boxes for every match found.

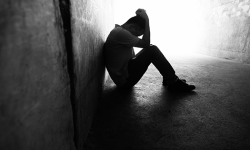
[58,0,77,148]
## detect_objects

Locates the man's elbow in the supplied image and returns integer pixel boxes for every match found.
[135,40,150,48]
[143,40,151,47]
[143,42,150,48]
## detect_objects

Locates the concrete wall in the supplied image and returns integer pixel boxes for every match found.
[0,0,113,150]
[196,0,250,63]
[70,0,113,149]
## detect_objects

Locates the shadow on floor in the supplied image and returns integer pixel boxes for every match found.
[85,54,250,150]
[85,81,200,150]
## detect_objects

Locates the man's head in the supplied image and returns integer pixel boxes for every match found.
[122,16,145,37]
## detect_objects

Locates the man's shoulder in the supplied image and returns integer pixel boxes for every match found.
[108,26,121,37]
[106,24,139,48]
[112,26,122,33]
[108,26,130,40]
[112,25,129,35]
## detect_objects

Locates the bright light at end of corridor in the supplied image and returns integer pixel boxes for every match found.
[114,0,205,56]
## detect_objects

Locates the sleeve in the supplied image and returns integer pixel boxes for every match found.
[115,29,140,47]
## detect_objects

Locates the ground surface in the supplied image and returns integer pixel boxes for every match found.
[85,53,250,150]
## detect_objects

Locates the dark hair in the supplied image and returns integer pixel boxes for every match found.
[125,16,145,30]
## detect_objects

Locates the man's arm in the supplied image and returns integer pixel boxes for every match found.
[135,9,151,48]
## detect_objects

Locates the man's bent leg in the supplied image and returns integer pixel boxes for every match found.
[123,49,151,88]
[145,46,195,91]
[123,45,177,88]
[145,45,178,85]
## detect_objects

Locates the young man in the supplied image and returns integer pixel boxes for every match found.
[104,9,195,91]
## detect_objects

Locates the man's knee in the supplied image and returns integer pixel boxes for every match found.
[145,45,160,53]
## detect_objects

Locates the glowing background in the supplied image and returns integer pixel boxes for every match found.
[114,0,203,55]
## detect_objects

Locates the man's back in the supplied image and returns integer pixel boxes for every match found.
[105,25,139,87]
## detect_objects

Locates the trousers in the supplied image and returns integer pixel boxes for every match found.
[123,45,178,88]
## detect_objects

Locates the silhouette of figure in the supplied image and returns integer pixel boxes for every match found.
[104,9,195,91]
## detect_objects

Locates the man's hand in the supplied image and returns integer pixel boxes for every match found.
[135,8,150,48]
[135,9,149,20]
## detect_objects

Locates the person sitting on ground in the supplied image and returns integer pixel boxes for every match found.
[104,8,195,91]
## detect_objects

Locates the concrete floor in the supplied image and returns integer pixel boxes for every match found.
[85,53,250,150]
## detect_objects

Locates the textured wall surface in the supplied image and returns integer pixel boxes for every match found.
[196,0,250,63]
[0,0,113,150]
[70,0,113,149]
[0,0,75,150]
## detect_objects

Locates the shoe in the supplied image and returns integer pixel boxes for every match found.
[167,79,195,91]
[162,78,186,86]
